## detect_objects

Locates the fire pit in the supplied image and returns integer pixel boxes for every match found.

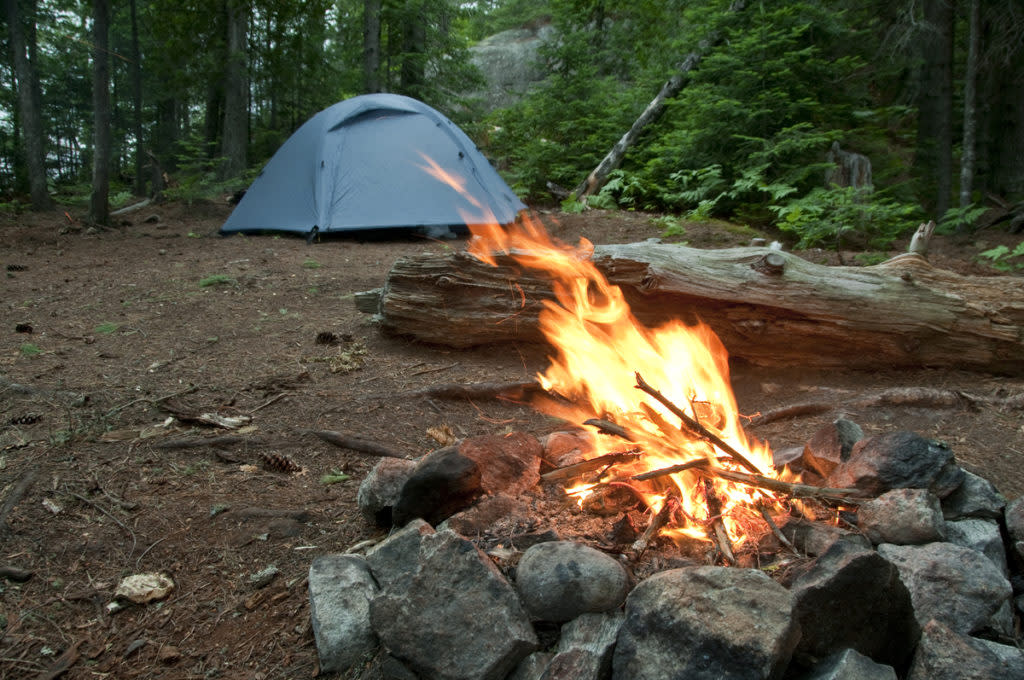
[307,212,1024,679]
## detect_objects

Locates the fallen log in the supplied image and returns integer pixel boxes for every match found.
[369,244,1024,374]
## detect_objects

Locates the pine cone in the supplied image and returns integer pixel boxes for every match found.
[259,452,302,473]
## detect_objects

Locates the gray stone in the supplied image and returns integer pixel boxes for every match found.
[801,649,897,680]
[790,541,918,670]
[1005,496,1024,561]
[907,618,1024,679]
[773,445,804,470]
[828,431,964,498]
[778,517,871,557]
[803,418,864,478]
[516,541,629,622]
[308,554,379,674]
[612,566,799,680]
[391,445,483,527]
[856,488,946,545]
[358,457,417,527]
[370,530,537,680]
[360,650,420,680]
[365,519,435,591]
[944,518,1008,575]
[940,470,1005,520]
[541,611,624,680]
[468,24,555,111]
[508,652,555,680]
[458,432,542,496]
[877,542,1012,634]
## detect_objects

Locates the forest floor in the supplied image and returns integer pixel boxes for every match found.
[1,198,1023,679]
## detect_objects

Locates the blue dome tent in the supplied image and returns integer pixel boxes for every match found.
[220,94,525,237]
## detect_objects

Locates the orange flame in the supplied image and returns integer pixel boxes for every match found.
[422,158,776,545]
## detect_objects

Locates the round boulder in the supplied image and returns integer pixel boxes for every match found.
[515,541,629,622]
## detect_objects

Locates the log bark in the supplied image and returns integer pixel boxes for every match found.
[372,243,1024,374]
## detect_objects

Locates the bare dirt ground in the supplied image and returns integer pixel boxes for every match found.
[1,199,1023,679]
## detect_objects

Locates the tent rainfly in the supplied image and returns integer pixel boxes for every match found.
[220,94,526,237]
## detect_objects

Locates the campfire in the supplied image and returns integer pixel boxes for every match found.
[304,167,1021,680]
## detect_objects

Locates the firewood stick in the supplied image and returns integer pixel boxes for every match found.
[583,418,635,441]
[704,482,736,565]
[541,450,642,482]
[631,495,680,553]
[634,372,763,475]
[758,504,799,555]
[697,467,866,504]
[630,458,709,481]
[746,402,833,427]
[306,430,412,459]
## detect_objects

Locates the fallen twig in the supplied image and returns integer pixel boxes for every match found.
[306,430,412,459]
[70,492,137,556]
[401,381,543,401]
[154,435,250,450]
[758,504,799,555]
[704,482,735,565]
[746,402,833,427]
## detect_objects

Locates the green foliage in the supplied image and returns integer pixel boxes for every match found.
[937,203,988,234]
[771,186,919,250]
[977,242,1024,271]
[302,258,322,269]
[650,215,686,238]
[198,274,236,288]
[94,322,120,334]
[320,470,351,485]
[19,343,42,357]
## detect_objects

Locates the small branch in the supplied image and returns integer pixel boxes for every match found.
[746,402,833,427]
[583,418,635,441]
[154,435,249,450]
[71,492,137,556]
[697,467,866,504]
[306,430,412,459]
[541,450,642,483]
[704,482,735,565]
[249,393,288,414]
[630,458,708,482]
[631,495,680,553]
[400,381,543,401]
[758,504,799,555]
[105,385,198,418]
[634,372,762,475]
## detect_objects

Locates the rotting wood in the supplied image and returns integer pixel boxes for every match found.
[370,244,1024,374]
[307,429,412,459]
[0,565,33,581]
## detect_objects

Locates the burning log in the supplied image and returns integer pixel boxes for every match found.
[540,450,642,483]
[366,245,1024,374]
[703,482,736,565]
[631,495,681,553]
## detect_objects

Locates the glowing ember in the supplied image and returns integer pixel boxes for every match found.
[422,160,779,546]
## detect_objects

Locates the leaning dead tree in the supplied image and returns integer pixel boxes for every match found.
[574,0,747,201]
[361,244,1024,374]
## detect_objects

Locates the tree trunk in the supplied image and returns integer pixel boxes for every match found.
[368,244,1024,374]
[88,0,111,226]
[129,0,145,196]
[4,0,52,210]
[363,0,382,93]
[959,0,981,213]
[574,0,747,201]
[915,0,954,219]
[984,17,1024,199]
[220,0,249,180]
[399,0,426,97]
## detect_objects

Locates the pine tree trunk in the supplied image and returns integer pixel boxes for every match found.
[574,0,747,201]
[4,0,52,210]
[363,0,382,93]
[399,0,426,97]
[958,0,980,214]
[915,0,954,219]
[88,0,111,226]
[220,0,249,180]
[129,0,145,196]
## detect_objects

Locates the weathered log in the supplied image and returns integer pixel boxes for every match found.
[372,243,1024,374]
